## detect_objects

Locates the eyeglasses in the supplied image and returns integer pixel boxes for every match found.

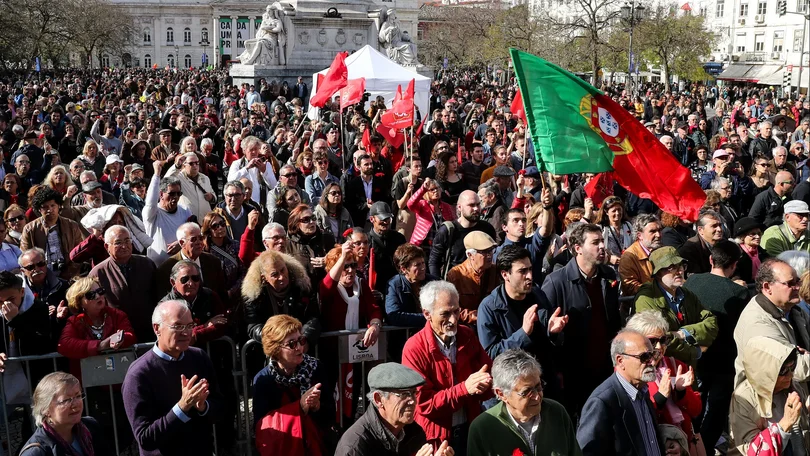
[224,193,243,199]
[6,215,24,223]
[328,191,342,196]
[387,390,417,400]
[280,173,297,178]
[54,393,86,408]
[621,350,660,364]
[185,161,200,166]
[211,222,226,230]
[316,160,329,165]
[264,235,285,242]
[299,216,315,224]
[167,191,183,198]
[774,279,801,289]
[756,162,768,167]
[84,287,106,300]
[179,275,201,284]
[664,263,686,273]
[167,322,196,332]
[282,336,308,350]
[476,248,495,257]
[648,334,674,347]
[781,181,795,186]
[515,380,547,398]
[21,261,47,272]
[780,361,797,376]
[343,262,358,271]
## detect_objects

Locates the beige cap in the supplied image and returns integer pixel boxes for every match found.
[463,231,497,251]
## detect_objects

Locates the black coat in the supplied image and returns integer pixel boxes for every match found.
[748,186,789,228]
[427,221,497,278]
[344,176,389,227]
[368,229,406,295]
[20,417,112,456]
[678,235,712,275]
[334,406,427,456]
[750,136,778,159]
[733,245,769,284]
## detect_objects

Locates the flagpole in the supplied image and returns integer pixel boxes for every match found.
[339,106,346,174]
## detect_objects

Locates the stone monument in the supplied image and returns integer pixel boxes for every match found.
[228,0,429,89]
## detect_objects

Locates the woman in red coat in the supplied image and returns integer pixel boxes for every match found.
[319,242,383,424]
[57,276,137,451]
[627,311,705,456]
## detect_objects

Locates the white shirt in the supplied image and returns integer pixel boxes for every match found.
[142,173,192,266]
[226,157,278,208]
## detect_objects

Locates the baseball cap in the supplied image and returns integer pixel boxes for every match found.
[369,202,393,220]
[105,154,122,165]
[712,149,731,159]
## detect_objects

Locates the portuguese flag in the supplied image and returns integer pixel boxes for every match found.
[510,49,706,221]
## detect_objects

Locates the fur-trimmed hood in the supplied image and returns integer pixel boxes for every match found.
[241,250,311,302]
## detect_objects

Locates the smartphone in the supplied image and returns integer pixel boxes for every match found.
[110,330,123,345]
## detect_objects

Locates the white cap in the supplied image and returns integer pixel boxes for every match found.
[105,154,123,165]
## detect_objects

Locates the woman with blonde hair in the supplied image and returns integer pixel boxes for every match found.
[43,165,72,196]
[77,140,105,178]
[21,372,111,454]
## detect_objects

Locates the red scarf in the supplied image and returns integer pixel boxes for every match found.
[42,420,95,456]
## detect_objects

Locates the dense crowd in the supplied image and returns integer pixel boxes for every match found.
[0,66,807,456]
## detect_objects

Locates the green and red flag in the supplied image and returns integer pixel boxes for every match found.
[510,48,705,220]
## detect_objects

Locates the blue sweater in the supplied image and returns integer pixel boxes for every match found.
[122,347,222,456]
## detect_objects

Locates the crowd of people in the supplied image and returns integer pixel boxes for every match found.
[0,65,807,456]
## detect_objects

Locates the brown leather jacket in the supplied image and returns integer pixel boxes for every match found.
[20,216,84,279]
[446,258,500,324]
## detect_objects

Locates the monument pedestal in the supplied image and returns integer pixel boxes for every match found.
[229,63,323,87]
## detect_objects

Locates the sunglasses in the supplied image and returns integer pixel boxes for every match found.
[211,222,226,230]
[7,215,25,223]
[179,275,201,284]
[84,287,106,300]
[299,216,315,224]
[780,361,797,376]
[167,191,183,198]
[21,260,47,271]
[648,334,674,347]
[282,336,308,350]
[621,350,659,364]
[343,262,358,271]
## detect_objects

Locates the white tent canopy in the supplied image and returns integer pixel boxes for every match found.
[307,45,431,120]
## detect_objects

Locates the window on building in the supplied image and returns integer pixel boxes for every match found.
[167,54,174,67]
[796,29,805,51]
[740,3,749,16]
[184,54,192,68]
[144,54,152,68]
[716,0,725,17]
[757,1,766,14]
[184,28,191,44]
[736,33,747,52]
[201,28,209,43]
[755,33,765,51]
[143,28,151,43]
[700,6,707,16]
[101,55,110,67]
[800,0,809,12]
[166,27,174,43]
[774,30,785,52]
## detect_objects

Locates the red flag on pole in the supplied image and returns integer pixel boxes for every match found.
[510,89,527,122]
[584,172,615,208]
[310,51,349,108]
[361,127,378,155]
[369,248,376,289]
[340,78,366,110]
[376,124,405,149]
[381,79,415,129]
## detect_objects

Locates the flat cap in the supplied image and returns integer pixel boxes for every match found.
[523,166,541,178]
[464,232,497,251]
[493,165,516,178]
[367,363,425,390]
[785,200,810,214]
[82,181,102,193]
[158,128,172,135]
[131,163,144,171]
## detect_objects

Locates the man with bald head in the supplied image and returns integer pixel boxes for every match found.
[428,190,497,278]
[750,170,795,228]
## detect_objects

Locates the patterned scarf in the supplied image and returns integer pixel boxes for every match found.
[267,354,318,396]
[42,420,95,456]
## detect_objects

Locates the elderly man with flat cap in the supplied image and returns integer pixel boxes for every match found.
[335,362,456,456]
[446,231,500,326]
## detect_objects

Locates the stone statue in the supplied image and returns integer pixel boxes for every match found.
[378,9,419,66]
[237,3,287,66]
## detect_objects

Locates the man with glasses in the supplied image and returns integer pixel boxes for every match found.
[144,161,192,266]
[367,202,407,298]
[761,200,810,256]
[635,246,718,368]
[335,362,452,456]
[123,299,223,456]
[216,180,261,243]
[750,170,794,228]
[89,225,158,341]
[577,330,664,456]
[268,164,311,214]
[21,187,85,279]
[750,120,778,159]
[165,152,216,221]
[226,136,277,212]
[156,222,227,302]
[446,232,501,327]
[734,258,810,387]
[159,261,227,345]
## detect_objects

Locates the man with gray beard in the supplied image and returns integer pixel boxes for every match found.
[576,330,664,456]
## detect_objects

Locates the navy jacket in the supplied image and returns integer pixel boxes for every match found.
[477,284,555,360]
[385,273,439,328]
[577,374,662,456]
[493,228,552,285]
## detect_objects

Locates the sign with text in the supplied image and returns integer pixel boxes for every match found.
[346,334,379,363]
[219,17,263,58]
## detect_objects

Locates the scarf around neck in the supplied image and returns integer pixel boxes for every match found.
[42,420,95,456]
[268,354,318,395]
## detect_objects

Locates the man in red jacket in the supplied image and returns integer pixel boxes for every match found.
[402,280,493,455]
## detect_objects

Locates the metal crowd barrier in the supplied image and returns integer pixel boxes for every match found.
[0,336,244,456]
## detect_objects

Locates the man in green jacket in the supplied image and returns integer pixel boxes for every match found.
[634,246,718,367]
[468,349,581,456]
[760,200,810,257]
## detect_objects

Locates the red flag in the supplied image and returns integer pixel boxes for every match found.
[415,112,429,142]
[376,124,405,149]
[361,127,378,155]
[381,80,415,129]
[340,78,366,110]
[310,52,349,108]
[369,248,376,289]
[584,172,615,208]
[510,89,527,122]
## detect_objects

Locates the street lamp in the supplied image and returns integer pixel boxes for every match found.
[174,45,179,68]
[200,40,209,68]
[620,2,645,96]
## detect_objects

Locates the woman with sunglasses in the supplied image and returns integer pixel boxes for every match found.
[253,315,335,456]
[625,311,704,456]
[305,151,339,207]
[0,218,21,273]
[733,217,769,284]
[4,204,27,247]
[21,372,112,455]
[201,211,243,300]
[294,150,315,178]
[287,204,336,285]
[313,183,352,243]
[407,178,456,257]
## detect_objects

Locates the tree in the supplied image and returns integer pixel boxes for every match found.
[65,0,136,68]
[636,7,716,91]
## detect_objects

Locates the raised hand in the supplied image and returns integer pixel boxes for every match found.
[522,304,539,336]
[56,300,69,319]
[658,368,672,398]
[464,364,492,395]
[674,365,694,391]
[247,210,260,230]
[548,307,569,334]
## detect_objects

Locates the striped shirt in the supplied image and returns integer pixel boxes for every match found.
[616,373,661,456]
